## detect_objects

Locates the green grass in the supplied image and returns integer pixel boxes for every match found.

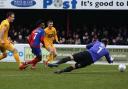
[0,62,128,89]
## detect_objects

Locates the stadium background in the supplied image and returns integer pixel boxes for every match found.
[0,9,128,63]
[0,0,128,89]
[1,9,128,45]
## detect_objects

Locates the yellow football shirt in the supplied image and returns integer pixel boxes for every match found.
[44,27,58,44]
[0,19,10,43]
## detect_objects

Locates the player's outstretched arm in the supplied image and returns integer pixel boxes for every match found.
[105,53,114,64]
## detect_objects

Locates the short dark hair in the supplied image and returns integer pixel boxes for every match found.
[101,39,108,45]
[6,11,14,18]
[47,20,53,24]
[35,19,45,28]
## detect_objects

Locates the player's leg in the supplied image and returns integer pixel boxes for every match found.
[31,56,42,69]
[52,45,58,60]
[54,51,94,74]
[25,47,42,69]
[54,62,89,74]
[47,46,57,63]
[0,47,7,60]
[0,53,7,60]
[55,61,93,74]
[48,52,77,67]
[55,51,87,66]
[53,53,80,73]
[44,44,54,66]
[4,43,22,66]
[48,55,73,67]
[47,47,54,63]
[48,47,80,68]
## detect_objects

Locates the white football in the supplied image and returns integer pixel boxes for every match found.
[118,64,126,72]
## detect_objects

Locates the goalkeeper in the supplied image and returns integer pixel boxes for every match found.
[48,39,113,74]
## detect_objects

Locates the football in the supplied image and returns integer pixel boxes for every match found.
[118,64,126,72]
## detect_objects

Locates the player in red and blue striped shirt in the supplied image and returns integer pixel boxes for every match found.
[20,21,45,70]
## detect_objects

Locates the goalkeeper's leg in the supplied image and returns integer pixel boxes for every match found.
[48,55,73,67]
[54,51,94,74]
[50,51,83,67]
[54,63,87,74]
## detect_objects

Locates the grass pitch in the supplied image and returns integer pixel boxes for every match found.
[0,62,128,89]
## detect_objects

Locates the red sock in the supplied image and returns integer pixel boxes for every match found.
[27,58,40,66]
[32,59,40,66]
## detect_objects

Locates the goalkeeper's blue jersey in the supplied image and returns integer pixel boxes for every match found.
[87,40,112,63]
